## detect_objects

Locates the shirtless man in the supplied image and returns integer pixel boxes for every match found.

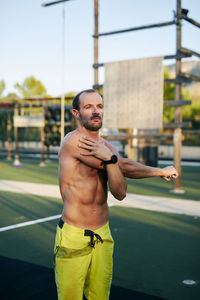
[54,89,178,300]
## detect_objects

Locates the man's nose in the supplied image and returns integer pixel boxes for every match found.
[93,107,99,113]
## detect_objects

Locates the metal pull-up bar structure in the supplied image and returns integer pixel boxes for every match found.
[93,0,200,193]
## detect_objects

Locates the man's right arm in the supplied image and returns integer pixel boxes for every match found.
[59,134,105,170]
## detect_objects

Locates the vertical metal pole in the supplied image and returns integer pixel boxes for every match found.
[94,0,99,87]
[61,3,65,142]
[173,0,184,193]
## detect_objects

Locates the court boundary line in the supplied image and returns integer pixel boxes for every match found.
[0,214,62,232]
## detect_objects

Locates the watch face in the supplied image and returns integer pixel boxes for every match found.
[111,155,118,163]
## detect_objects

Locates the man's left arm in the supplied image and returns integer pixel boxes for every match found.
[118,157,178,181]
[79,136,178,182]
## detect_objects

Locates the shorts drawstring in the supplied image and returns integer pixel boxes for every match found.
[58,218,104,248]
[84,229,103,248]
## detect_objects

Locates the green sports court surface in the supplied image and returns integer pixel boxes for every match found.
[0,158,200,299]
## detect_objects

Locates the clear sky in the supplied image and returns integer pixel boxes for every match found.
[1,0,200,97]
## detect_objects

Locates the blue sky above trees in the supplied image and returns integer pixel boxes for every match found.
[1,0,199,97]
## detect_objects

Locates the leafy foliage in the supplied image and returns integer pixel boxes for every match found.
[0,80,6,98]
[14,76,47,98]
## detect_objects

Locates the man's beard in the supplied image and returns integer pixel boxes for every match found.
[79,114,103,131]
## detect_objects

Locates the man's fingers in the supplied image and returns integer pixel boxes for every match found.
[78,143,93,150]
[82,136,96,143]
[162,176,171,182]
[80,151,94,156]
[172,174,178,178]
[79,138,95,146]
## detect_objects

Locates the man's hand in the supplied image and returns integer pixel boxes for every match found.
[78,135,126,200]
[160,166,179,182]
[78,136,113,161]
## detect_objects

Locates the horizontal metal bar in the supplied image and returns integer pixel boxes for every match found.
[41,0,73,7]
[93,20,177,38]
[183,130,200,135]
[181,72,200,82]
[101,134,172,141]
[93,84,103,90]
[180,47,200,58]
[92,53,191,69]
[21,104,43,108]
[22,97,74,101]
[164,122,192,128]
[164,77,190,84]
[164,53,191,59]
[46,121,72,126]
[165,72,200,84]
[181,15,200,29]
[93,63,104,68]
[164,100,191,106]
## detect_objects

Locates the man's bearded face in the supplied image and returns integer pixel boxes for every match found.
[78,93,104,131]
[79,111,103,131]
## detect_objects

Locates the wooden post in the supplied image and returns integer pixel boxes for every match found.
[132,128,138,161]
[173,0,184,193]
[7,112,12,160]
[40,103,46,167]
[94,0,99,87]
[13,104,23,167]
[128,128,133,159]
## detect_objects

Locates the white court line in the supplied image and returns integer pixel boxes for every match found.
[0,203,115,233]
[0,214,61,232]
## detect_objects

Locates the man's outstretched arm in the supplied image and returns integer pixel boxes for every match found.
[119,158,178,181]
[78,135,178,182]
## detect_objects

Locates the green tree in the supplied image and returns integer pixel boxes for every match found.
[14,76,47,98]
[163,66,200,129]
[0,80,6,98]
[163,67,175,123]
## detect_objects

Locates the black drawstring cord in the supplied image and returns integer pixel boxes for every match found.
[84,229,103,248]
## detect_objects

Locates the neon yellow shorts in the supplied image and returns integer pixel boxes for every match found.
[54,219,114,300]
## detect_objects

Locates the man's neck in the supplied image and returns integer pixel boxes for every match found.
[77,126,100,140]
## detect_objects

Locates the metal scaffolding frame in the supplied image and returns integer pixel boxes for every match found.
[92,0,200,193]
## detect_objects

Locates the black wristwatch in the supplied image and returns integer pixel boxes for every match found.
[104,155,118,165]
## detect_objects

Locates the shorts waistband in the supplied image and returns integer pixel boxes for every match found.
[58,218,64,229]
[58,218,109,235]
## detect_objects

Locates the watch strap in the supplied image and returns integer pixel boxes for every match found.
[104,155,118,165]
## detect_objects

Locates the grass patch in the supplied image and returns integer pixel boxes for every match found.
[0,192,199,300]
[0,157,59,185]
[0,191,62,228]
[110,206,200,300]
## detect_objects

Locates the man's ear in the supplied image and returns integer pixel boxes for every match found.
[72,109,79,120]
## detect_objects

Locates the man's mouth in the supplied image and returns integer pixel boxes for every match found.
[91,116,101,121]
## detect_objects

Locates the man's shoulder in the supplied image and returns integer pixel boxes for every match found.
[64,130,89,146]
[59,130,84,156]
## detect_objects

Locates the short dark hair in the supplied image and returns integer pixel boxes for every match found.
[72,89,97,111]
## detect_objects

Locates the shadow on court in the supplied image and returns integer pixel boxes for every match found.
[0,256,164,300]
